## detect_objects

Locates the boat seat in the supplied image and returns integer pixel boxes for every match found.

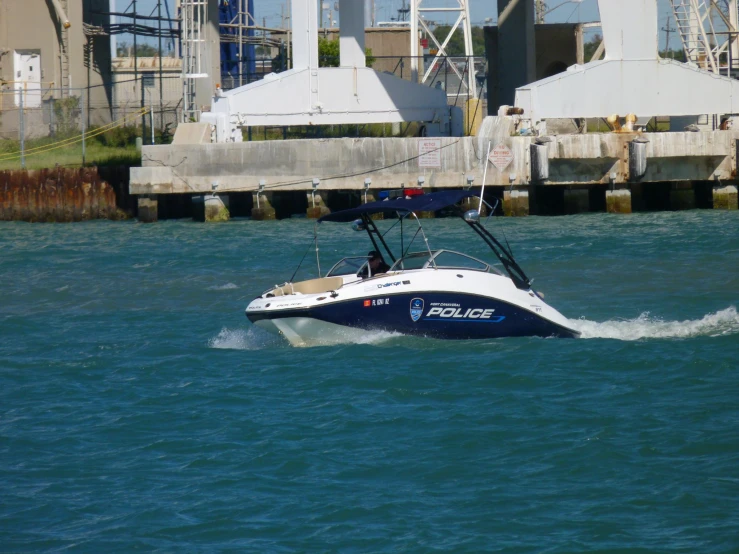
[269,276,344,296]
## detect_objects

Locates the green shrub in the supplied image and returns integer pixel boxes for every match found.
[52,96,81,137]
[96,125,141,147]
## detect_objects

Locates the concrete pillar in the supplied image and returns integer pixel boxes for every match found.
[363,192,384,220]
[251,191,276,220]
[193,194,230,222]
[460,196,488,216]
[338,0,365,68]
[670,182,696,210]
[503,189,529,217]
[307,191,331,219]
[137,195,158,223]
[606,189,632,214]
[713,184,738,210]
[496,0,536,107]
[204,194,230,222]
[564,189,589,214]
[464,99,483,136]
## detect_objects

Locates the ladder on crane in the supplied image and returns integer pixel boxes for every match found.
[410,0,478,101]
[180,0,209,122]
[670,0,721,72]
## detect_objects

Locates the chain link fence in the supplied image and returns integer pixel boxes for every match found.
[0,84,182,170]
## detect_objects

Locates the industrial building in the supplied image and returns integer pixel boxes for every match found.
[0,0,737,220]
[0,0,113,137]
[130,0,739,221]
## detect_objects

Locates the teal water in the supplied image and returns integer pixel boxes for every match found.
[1,212,738,553]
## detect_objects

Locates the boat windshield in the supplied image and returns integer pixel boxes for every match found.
[389,250,501,274]
[326,256,369,277]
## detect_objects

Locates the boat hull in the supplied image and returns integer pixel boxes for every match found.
[247,286,580,345]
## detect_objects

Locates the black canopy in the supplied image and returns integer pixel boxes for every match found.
[318,190,479,223]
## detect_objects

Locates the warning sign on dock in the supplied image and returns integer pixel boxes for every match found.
[489,143,514,171]
[418,138,442,168]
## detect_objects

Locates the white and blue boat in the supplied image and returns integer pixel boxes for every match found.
[246,191,580,346]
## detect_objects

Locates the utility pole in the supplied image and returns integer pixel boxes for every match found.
[536,0,548,24]
[730,0,738,72]
[662,22,676,57]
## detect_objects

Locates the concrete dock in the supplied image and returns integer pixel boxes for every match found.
[129,117,739,222]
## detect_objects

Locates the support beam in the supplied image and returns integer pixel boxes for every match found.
[497,0,535,106]
[712,184,738,209]
[606,189,632,213]
[292,0,319,70]
[137,195,158,223]
[251,191,276,220]
[339,0,365,67]
[503,188,529,216]
[307,191,330,219]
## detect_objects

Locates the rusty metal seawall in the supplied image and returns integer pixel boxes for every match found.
[0,168,124,222]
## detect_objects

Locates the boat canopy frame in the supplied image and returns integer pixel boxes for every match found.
[318,190,532,290]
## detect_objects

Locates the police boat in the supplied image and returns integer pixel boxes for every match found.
[245,190,580,346]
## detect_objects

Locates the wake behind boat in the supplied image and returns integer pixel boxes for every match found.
[245,191,580,346]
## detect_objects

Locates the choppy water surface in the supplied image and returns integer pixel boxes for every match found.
[1,211,738,553]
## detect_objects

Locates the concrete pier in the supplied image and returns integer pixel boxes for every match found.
[127,120,739,220]
[503,189,529,217]
[460,196,488,216]
[251,191,276,220]
[363,192,384,220]
[137,195,158,223]
[713,185,738,210]
[203,194,231,223]
[606,189,632,214]
[306,191,330,219]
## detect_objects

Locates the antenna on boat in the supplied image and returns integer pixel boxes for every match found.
[479,141,492,214]
[314,223,321,278]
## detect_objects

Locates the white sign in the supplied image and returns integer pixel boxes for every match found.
[489,143,514,171]
[418,138,442,169]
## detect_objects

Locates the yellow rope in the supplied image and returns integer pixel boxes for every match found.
[0,108,146,158]
[0,108,148,161]
[0,108,147,160]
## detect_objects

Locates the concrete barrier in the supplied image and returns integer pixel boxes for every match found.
[713,184,738,210]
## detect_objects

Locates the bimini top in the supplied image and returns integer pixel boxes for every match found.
[318,190,478,223]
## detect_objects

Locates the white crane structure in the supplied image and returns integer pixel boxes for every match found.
[201,0,451,142]
[181,0,210,122]
[409,0,477,99]
[669,0,739,74]
[514,0,739,131]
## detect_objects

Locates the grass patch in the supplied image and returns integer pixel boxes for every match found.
[0,123,169,171]
[0,141,140,171]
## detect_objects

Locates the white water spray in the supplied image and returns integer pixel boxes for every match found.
[571,307,739,341]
